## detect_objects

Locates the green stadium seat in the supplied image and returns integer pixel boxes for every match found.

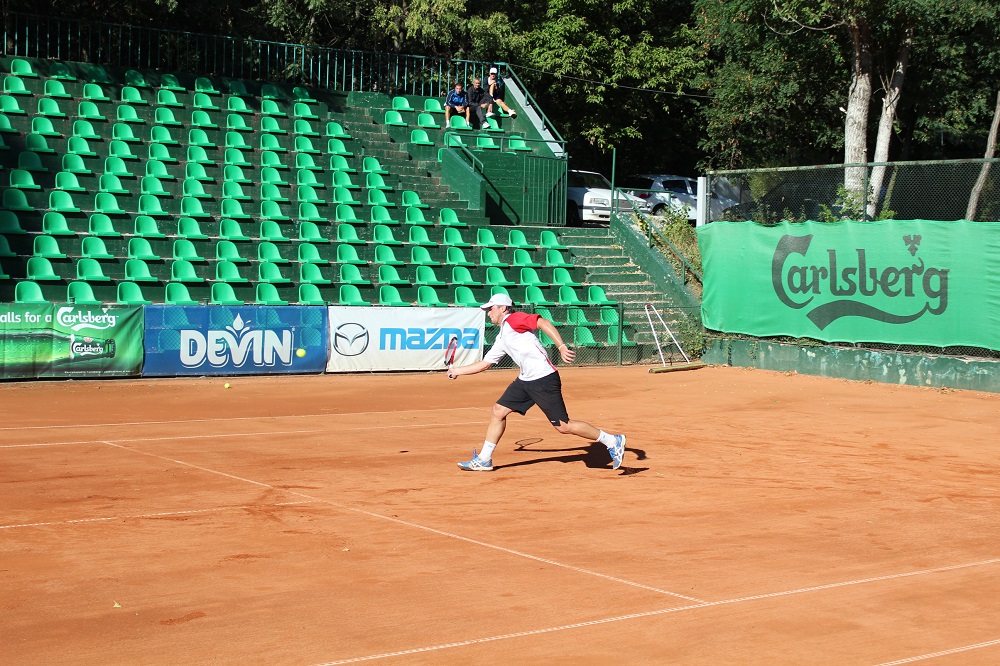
[339,284,371,306]
[227,114,253,132]
[418,285,447,307]
[384,110,407,127]
[476,228,504,248]
[486,266,516,286]
[156,89,183,107]
[92,192,124,215]
[104,157,135,178]
[227,96,253,115]
[417,113,441,130]
[27,257,60,281]
[216,240,249,263]
[0,113,17,133]
[180,178,209,199]
[188,128,215,148]
[379,285,409,306]
[330,154,356,173]
[0,95,27,115]
[33,235,66,259]
[327,138,354,157]
[125,259,158,283]
[195,77,220,95]
[165,282,199,305]
[407,226,434,246]
[11,59,39,78]
[170,259,204,283]
[410,129,435,146]
[479,248,508,268]
[0,237,14,259]
[298,283,328,305]
[261,99,287,117]
[148,125,178,146]
[451,266,483,286]
[177,217,209,239]
[336,223,364,245]
[565,307,596,327]
[135,215,166,238]
[484,118,504,133]
[525,285,555,306]
[552,267,582,287]
[0,211,26,234]
[334,203,362,224]
[540,230,568,250]
[339,264,370,285]
[507,229,534,249]
[116,105,144,124]
[558,285,588,305]
[49,190,81,213]
[221,198,251,220]
[193,92,220,111]
[215,260,248,284]
[476,135,500,150]
[332,172,360,192]
[411,246,440,267]
[587,285,617,305]
[401,190,429,208]
[155,107,181,125]
[62,153,93,175]
[108,139,139,160]
[519,267,549,287]
[337,244,367,265]
[88,213,121,237]
[297,242,330,264]
[256,283,289,306]
[415,265,447,286]
[26,133,56,154]
[10,168,40,190]
[96,173,128,194]
[49,61,76,81]
[370,204,400,225]
[444,133,467,148]
[260,200,290,222]
[293,119,319,136]
[573,326,601,347]
[158,73,185,91]
[211,282,245,305]
[260,133,287,152]
[224,148,251,167]
[69,119,101,140]
[266,151,293,170]
[117,281,152,305]
[297,202,328,223]
[18,151,48,172]
[86,65,112,84]
[443,227,471,247]
[3,75,31,95]
[362,156,389,175]
[506,136,531,153]
[366,173,393,191]
[375,245,404,266]
[325,121,351,139]
[262,167,290,186]
[511,248,541,268]
[121,86,148,105]
[67,281,103,305]
[258,241,289,264]
[424,98,445,114]
[260,220,291,242]
[545,250,573,267]
[378,264,408,285]
[77,258,111,282]
[261,116,287,134]
[454,286,479,307]
[258,261,291,284]
[148,142,178,163]
[404,208,432,226]
[191,110,218,129]
[81,236,115,260]
[224,165,252,183]
[223,181,251,201]
[446,246,475,267]
[297,185,326,205]
[32,116,61,137]
[297,222,329,245]
[293,102,318,119]
[392,97,416,113]
[449,117,471,131]
[129,237,162,261]
[123,69,149,88]
[299,263,332,285]
[15,281,48,304]
[182,196,211,218]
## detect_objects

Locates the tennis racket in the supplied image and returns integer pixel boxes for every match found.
[444,336,458,378]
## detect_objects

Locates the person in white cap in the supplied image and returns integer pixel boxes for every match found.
[447,293,627,471]
[486,66,517,119]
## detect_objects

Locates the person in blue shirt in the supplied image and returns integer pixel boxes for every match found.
[444,82,471,129]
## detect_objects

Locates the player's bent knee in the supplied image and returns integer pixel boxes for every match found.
[491,404,513,420]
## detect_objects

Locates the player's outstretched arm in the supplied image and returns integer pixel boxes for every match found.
[537,318,576,363]
[447,360,493,379]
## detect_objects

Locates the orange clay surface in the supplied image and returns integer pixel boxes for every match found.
[2,365,1000,665]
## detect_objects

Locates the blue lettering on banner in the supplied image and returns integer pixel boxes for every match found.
[379,327,480,350]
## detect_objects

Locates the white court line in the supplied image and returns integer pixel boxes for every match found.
[313,558,1000,665]
[0,407,483,432]
[0,500,316,530]
[0,421,482,449]
[873,638,1000,665]
[100,440,705,603]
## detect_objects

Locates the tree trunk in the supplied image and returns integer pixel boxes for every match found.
[966,91,1000,221]
[867,24,913,220]
[844,19,873,215]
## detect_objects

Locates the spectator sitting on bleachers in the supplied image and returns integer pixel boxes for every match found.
[468,78,493,130]
[444,82,471,129]
[486,67,517,119]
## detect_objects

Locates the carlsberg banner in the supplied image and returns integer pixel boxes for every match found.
[0,304,144,379]
[698,220,1000,350]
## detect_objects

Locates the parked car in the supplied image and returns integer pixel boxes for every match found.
[623,174,739,222]
[566,170,650,226]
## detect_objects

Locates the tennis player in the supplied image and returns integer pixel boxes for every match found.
[447,293,627,471]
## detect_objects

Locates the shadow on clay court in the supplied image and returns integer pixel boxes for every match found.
[494,439,648,475]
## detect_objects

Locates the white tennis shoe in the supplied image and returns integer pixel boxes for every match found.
[609,434,626,470]
[457,449,494,472]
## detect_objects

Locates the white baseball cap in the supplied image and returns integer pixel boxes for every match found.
[489,67,498,74]
[480,293,513,310]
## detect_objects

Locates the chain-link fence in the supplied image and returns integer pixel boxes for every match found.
[708,158,1000,224]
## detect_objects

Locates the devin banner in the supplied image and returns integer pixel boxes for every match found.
[0,304,145,379]
[697,219,1000,351]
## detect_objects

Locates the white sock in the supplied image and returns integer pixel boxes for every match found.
[597,431,617,449]
[479,441,497,461]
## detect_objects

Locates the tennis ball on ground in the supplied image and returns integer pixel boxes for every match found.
[296,348,306,358]
[224,382,231,389]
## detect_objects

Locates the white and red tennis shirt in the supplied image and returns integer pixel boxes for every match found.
[483,312,557,381]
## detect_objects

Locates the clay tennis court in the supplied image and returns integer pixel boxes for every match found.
[2,365,999,665]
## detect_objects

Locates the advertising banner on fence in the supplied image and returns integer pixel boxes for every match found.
[0,304,144,379]
[698,219,1000,350]
[143,305,329,376]
[327,306,484,372]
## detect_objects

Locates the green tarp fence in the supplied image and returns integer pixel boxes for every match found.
[698,219,1000,351]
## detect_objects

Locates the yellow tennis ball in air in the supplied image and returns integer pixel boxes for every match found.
[224,382,231,389]
[296,348,306,358]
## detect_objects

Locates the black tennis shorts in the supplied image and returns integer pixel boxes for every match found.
[497,372,569,426]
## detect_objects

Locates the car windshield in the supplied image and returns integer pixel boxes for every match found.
[568,172,612,188]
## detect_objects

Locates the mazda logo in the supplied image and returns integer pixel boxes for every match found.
[333,322,369,356]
